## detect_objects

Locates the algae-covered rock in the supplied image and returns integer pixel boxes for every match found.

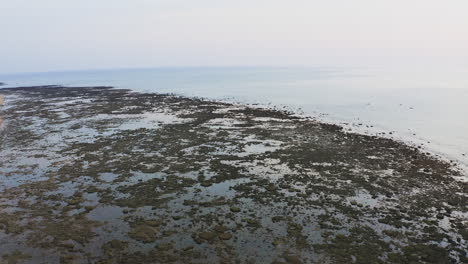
[128,225,158,243]
[265,184,278,192]
[172,215,183,220]
[246,218,260,226]
[219,233,233,240]
[198,231,217,241]
[214,225,229,232]
[102,240,128,257]
[145,219,163,227]
[1,250,32,264]
[284,255,303,264]
[230,206,241,213]
[200,182,213,187]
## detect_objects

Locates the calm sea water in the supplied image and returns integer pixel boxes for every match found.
[1,66,467,168]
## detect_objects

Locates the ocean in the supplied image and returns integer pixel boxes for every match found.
[1,66,467,169]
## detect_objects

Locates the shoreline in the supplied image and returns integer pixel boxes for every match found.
[2,81,467,170]
[0,85,467,263]
[154,93,468,174]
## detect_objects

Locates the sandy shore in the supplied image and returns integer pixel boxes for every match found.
[0,86,466,263]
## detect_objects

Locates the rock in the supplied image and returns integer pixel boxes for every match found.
[102,240,128,257]
[272,239,283,247]
[61,242,75,250]
[284,255,303,264]
[145,219,163,227]
[70,124,81,130]
[68,198,82,206]
[199,231,216,241]
[128,225,158,243]
[214,225,229,232]
[201,182,212,187]
[272,216,284,223]
[193,237,204,244]
[246,219,259,226]
[219,233,232,240]
[230,206,241,213]
[155,242,174,251]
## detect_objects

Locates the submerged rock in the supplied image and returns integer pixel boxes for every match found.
[198,231,217,241]
[284,255,303,264]
[200,182,212,187]
[102,240,128,257]
[219,233,233,240]
[1,250,31,264]
[230,206,241,213]
[128,225,158,243]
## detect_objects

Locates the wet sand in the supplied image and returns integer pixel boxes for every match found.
[0,86,466,264]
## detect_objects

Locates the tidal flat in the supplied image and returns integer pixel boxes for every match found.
[0,86,466,264]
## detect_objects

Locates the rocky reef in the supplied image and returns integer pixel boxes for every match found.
[0,86,466,263]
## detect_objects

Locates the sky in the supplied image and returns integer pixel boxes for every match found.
[1,0,468,73]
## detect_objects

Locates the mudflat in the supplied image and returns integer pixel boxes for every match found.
[0,86,466,264]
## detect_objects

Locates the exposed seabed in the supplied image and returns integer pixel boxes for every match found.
[0,86,466,263]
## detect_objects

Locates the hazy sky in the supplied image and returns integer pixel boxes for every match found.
[1,0,467,73]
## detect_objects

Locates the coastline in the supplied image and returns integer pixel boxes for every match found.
[171,93,468,174]
[2,65,468,168]
[321,117,468,178]
[0,86,466,263]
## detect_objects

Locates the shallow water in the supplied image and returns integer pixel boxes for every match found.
[1,66,467,166]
